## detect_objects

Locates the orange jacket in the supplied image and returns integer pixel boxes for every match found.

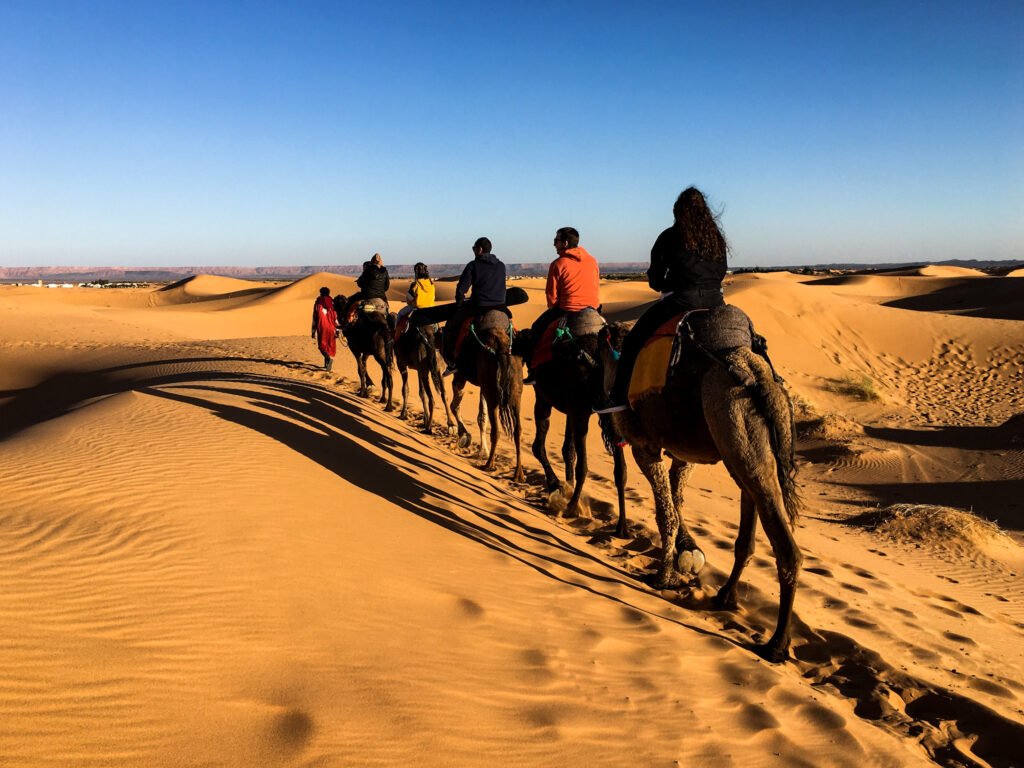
[546,246,600,311]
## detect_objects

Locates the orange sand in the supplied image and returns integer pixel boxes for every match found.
[1,269,1022,766]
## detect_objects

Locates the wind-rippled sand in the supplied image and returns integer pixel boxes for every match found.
[1,270,1022,767]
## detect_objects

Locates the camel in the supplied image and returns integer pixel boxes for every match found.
[337,296,394,411]
[447,309,525,481]
[599,320,802,662]
[394,320,454,434]
[517,315,628,536]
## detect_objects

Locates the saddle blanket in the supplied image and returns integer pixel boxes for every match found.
[453,310,515,362]
[531,308,606,369]
[628,304,754,405]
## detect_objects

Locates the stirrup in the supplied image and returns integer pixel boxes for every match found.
[593,399,628,415]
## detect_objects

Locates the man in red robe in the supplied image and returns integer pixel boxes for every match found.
[311,286,338,370]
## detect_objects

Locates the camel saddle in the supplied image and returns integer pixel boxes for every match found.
[628,304,755,405]
[452,308,515,366]
[532,308,606,368]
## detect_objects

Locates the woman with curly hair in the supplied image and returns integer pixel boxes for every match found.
[596,186,729,413]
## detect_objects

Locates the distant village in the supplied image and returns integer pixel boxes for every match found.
[7,279,152,288]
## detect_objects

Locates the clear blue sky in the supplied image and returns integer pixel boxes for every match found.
[1,0,1021,267]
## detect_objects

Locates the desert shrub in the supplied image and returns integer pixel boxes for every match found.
[825,375,881,401]
[847,504,1013,554]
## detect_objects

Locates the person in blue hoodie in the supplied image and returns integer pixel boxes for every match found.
[442,236,507,374]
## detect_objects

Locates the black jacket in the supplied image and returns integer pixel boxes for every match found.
[647,225,727,294]
[357,264,390,300]
[456,252,506,308]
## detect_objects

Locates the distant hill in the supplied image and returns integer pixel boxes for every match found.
[1,258,1021,283]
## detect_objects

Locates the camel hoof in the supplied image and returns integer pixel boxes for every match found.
[752,641,789,664]
[713,589,738,611]
[457,433,471,449]
[384,404,395,412]
[446,425,457,436]
[482,461,496,472]
[513,470,525,483]
[676,548,706,576]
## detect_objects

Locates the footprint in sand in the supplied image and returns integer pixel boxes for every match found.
[805,566,834,578]
[840,582,868,595]
[942,631,976,646]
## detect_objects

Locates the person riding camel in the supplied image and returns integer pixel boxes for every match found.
[523,226,600,385]
[595,186,728,413]
[343,253,391,326]
[441,237,507,376]
[395,262,436,336]
[311,286,338,371]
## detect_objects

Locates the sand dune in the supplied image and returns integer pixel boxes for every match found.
[1,270,1022,767]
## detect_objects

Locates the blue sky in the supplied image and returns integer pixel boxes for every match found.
[1,0,1021,268]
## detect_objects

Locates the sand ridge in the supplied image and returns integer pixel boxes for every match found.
[1,268,1022,767]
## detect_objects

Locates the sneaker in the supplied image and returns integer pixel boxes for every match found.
[523,372,536,386]
[593,398,628,415]
[442,365,456,377]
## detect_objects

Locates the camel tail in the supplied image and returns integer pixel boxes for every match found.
[489,329,518,437]
[742,350,802,523]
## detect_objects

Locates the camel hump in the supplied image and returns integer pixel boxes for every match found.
[563,307,606,337]
[685,304,753,351]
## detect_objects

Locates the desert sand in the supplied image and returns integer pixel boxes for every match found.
[1,269,1022,767]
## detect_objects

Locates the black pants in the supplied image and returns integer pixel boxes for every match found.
[610,287,724,403]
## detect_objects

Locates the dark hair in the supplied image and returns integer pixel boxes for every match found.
[474,237,492,254]
[673,187,727,263]
[319,286,331,297]
[414,262,430,280]
[555,227,579,248]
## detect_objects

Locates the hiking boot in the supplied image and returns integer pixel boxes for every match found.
[593,398,627,415]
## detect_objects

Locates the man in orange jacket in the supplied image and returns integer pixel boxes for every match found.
[524,226,601,384]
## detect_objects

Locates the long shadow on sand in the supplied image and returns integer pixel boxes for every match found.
[882,279,1024,320]
[863,423,1021,450]
[0,355,321,441]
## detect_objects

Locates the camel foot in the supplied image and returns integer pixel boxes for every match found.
[384,403,395,412]
[399,409,408,420]
[649,570,682,590]
[712,588,738,611]
[752,640,789,664]
[512,468,525,483]
[446,424,457,436]
[544,475,561,493]
[421,424,432,434]
[457,433,471,449]
[675,548,707,576]
[482,460,497,472]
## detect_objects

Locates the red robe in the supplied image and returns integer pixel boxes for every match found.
[313,295,337,358]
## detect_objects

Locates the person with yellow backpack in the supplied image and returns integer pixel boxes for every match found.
[395,262,435,336]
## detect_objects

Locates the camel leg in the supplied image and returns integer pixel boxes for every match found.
[714,490,757,611]
[419,362,434,433]
[532,396,559,492]
[398,363,410,420]
[482,391,500,470]
[357,355,369,397]
[633,444,681,589]
[612,442,628,537]
[751,480,801,662]
[451,376,471,449]
[432,349,456,435]
[509,399,524,483]
[564,411,589,518]
[376,349,394,411]
[561,418,576,487]
[669,459,705,576]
